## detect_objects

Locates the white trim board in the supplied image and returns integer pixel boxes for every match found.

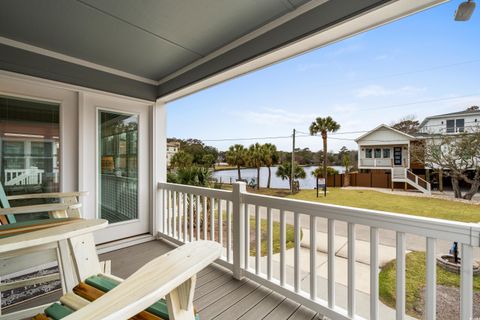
[158,0,446,103]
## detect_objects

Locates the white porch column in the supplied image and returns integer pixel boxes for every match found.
[152,100,167,236]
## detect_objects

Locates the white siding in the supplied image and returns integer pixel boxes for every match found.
[357,126,411,146]
[420,114,480,134]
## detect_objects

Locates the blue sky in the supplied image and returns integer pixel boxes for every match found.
[167,1,480,152]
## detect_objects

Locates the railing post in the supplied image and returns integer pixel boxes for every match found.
[232,181,246,280]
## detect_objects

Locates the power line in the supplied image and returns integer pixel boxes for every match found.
[361,93,480,111]
[313,58,480,88]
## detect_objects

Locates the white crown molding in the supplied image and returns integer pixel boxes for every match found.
[0,36,159,85]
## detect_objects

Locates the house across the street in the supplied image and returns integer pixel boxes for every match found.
[355,107,480,194]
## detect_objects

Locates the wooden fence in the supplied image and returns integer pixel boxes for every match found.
[326,172,426,190]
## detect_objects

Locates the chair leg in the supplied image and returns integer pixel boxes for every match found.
[166,276,196,320]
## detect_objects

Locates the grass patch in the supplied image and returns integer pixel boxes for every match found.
[248,218,296,257]
[288,188,480,223]
[379,251,480,318]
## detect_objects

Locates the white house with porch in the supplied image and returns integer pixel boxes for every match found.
[355,124,431,194]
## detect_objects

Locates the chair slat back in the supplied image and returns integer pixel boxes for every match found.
[0,183,16,224]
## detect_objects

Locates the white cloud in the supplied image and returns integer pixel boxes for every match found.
[354,84,426,98]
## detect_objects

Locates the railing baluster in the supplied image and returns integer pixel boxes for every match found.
[425,237,436,320]
[172,191,177,238]
[267,207,273,280]
[210,197,215,241]
[218,199,223,247]
[328,219,335,308]
[166,190,171,236]
[162,189,166,234]
[227,200,232,262]
[396,232,406,320]
[177,192,182,240]
[183,192,187,242]
[255,205,261,275]
[280,209,286,287]
[370,227,379,320]
[294,212,300,293]
[189,194,194,242]
[196,195,200,240]
[460,243,473,320]
[244,203,250,270]
[202,196,207,240]
[310,215,317,300]
[348,223,356,317]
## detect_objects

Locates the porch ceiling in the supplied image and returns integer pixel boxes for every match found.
[0,0,439,101]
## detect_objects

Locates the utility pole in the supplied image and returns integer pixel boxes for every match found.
[291,128,296,194]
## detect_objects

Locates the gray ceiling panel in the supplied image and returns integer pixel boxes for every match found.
[79,0,310,56]
[0,0,200,79]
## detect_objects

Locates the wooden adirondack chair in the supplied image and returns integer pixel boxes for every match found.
[0,184,91,316]
[0,219,222,320]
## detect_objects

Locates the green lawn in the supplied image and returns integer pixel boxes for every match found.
[287,188,480,223]
[249,218,296,256]
[379,252,480,318]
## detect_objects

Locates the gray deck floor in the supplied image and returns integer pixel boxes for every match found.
[8,239,323,320]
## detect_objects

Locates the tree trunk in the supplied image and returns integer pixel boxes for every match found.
[267,166,271,188]
[463,180,480,200]
[451,176,462,198]
[322,133,328,181]
[237,165,242,181]
[257,167,260,190]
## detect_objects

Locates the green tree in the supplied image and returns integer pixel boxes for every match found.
[311,166,338,178]
[225,144,248,180]
[201,154,216,168]
[276,161,306,189]
[262,143,279,188]
[309,116,341,184]
[248,143,264,189]
[170,150,193,169]
[168,166,212,187]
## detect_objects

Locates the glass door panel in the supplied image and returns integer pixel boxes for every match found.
[98,110,138,223]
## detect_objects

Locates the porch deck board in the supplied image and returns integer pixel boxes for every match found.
[9,239,322,320]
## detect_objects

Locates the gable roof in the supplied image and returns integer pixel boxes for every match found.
[355,124,416,143]
[419,108,480,128]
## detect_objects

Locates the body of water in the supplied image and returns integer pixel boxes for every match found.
[213,165,345,189]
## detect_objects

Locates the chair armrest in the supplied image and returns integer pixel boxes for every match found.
[0,203,81,216]
[7,191,88,201]
[0,219,108,254]
[64,241,222,320]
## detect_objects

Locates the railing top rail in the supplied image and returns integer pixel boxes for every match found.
[241,192,480,246]
[158,182,234,201]
[407,170,429,185]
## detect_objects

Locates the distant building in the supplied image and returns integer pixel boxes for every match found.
[166,141,180,167]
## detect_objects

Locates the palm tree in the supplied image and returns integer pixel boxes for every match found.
[276,161,306,190]
[225,144,247,180]
[248,143,264,189]
[262,143,279,188]
[309,116,341,183]
[170,151,193,169]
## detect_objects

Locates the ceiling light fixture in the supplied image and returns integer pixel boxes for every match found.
[455,0,476,21]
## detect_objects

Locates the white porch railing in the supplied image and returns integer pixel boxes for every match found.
[157,182,480,320]
[359,159,392,167]
[4,167,44,186]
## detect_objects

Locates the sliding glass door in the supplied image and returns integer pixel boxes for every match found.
[98,111,139,223]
